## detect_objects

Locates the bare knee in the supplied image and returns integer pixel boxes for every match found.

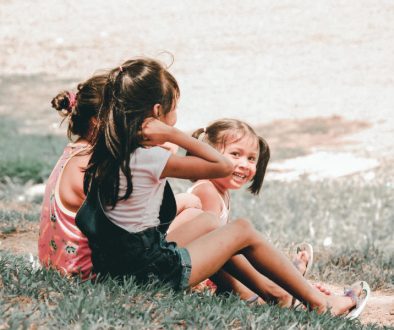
[200,212,221,234]
[232,218,254,233]
[230,218,264,246]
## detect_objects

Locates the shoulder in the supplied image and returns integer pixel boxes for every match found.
[193,181,218,197]
[133,147,172,180]
[135,146,172,162]
[191,181,222,212]
[62,153,89,192]
[190,180,214,193]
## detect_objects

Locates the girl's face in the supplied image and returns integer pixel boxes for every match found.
[213,133,259,191]
[162,107,177,126]
[157,99,178,127]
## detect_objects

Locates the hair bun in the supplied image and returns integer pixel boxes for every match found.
[51,91,76,114]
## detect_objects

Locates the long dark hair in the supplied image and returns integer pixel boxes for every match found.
[191,119,270,195]
[84,58,180,208]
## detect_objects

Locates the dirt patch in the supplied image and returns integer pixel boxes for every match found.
[0,224,38,256]
[254,115,371,161]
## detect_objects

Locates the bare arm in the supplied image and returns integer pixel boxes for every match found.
[175,193,202,214]
[141,118,233,180]
[190,181,222,218]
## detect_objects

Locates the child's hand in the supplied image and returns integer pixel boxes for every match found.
[175,193,202,214]
[140,117,173,147]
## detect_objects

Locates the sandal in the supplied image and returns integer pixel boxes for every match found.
[291,242,314,308]
[344,281,371,319]
[293,242,313,277]
[246,294,259,304]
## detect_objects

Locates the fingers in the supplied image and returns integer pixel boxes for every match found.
[137,130,151,148]
[141,116,156,128]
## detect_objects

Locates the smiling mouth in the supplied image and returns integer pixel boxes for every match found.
[233,172,247,180]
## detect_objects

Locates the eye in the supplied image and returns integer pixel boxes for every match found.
[230,152,240,157]
[248,156,257,162]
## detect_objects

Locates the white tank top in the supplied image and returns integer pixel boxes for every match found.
[187,180,230,226]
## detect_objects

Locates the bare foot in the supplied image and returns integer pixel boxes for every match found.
[313,282,331,296]
[325,282,368,316]
[326,294,355,316]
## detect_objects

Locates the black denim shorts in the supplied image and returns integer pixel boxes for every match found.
[132,228,192,290]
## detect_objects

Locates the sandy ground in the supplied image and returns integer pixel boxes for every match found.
[0,0,393,327]
[1,0,394,157]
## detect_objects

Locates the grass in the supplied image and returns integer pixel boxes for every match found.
[229,170,394,257]
[313,246,393,291]
[0,186,42,232]
[0,115,393,328]
[0,251,387,330]
[0,117,66,183]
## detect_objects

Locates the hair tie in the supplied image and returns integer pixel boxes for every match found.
[67,92,77,112]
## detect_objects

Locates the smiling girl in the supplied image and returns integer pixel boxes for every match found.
[167,119,368,316]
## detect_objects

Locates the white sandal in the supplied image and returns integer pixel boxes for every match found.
[344,281,371,319]
[294,242,314,277]
[291,242,314,308]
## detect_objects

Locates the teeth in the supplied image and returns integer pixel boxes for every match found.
[233,173,246,179]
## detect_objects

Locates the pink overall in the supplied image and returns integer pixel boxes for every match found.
[38,144,92,280]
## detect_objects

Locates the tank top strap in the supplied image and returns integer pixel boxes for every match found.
[55,143,89,171]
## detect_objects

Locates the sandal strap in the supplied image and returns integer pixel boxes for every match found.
[292,258,307,276]
[344,287,359,308]
[246,294,259,304]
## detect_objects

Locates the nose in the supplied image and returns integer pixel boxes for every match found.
[238,157,248,168]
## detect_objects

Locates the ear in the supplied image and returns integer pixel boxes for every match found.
[91,117,98,126]
[152,104,162,118]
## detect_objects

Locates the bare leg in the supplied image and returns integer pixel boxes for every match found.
[210,269,265,303]
[168,210,261,300]
[166,209,219,247]
[184,218,356,315]
[222,255,293,307]
[168,211,325,307]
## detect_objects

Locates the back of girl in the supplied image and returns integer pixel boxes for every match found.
[38,73,107,279]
